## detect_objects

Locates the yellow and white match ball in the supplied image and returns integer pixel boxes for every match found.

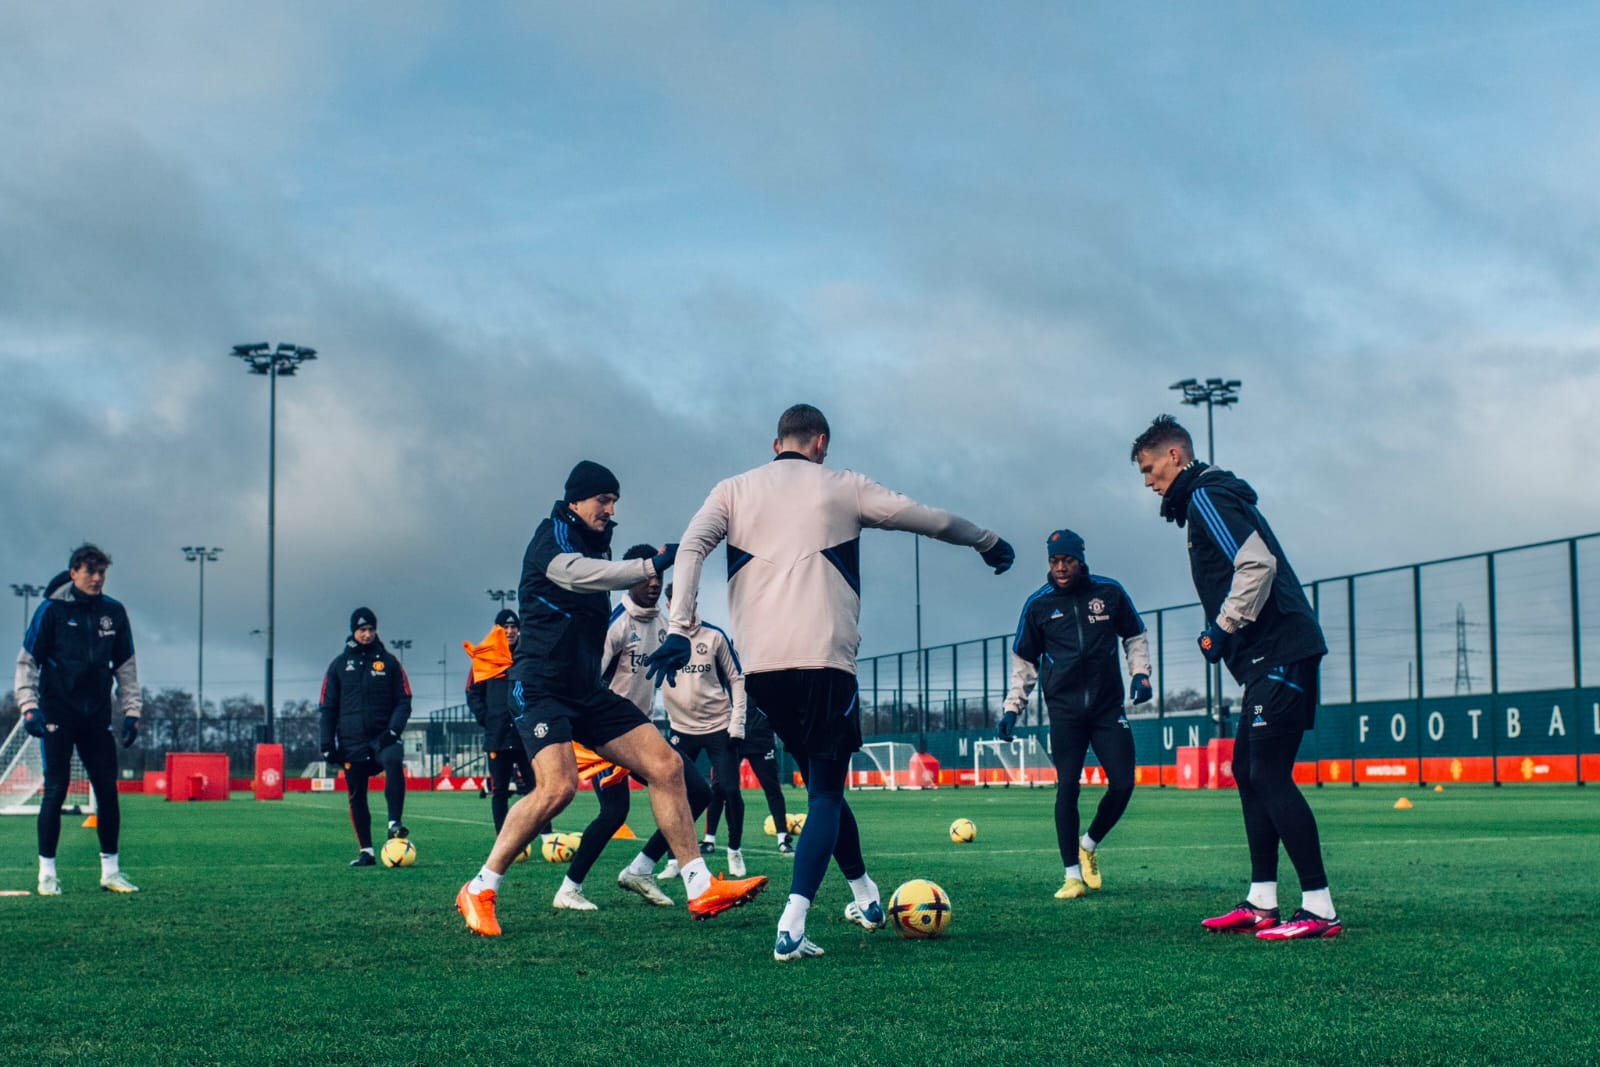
[514,842,534,864]
[542,832,582,863]
[763,814,778,837]
[380,837,416,868]
[889,879,952,940]
[949,818,977,844]
[786,813,807,835]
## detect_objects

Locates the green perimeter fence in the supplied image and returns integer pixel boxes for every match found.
[853,532,1600,785]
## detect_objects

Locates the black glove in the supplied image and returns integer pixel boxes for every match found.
[1130,673,1153,705]
[643,634,692,687]
[1198,623,1229,665]
[379,729,402,751]
[322,744,342,764]
[119,715,140,748]
[980,538,1015,575]
[652,543,679,574]
[23,708,47,738]
[997,710,1018,741]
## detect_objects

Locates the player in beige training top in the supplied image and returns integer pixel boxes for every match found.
[645,403,1014,961]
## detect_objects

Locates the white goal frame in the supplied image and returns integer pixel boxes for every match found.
[0,717,92,815]
[848,741,928,791]
[972,738,1032,788]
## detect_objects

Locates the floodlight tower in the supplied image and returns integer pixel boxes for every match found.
[1169,377,1242,464]
[1170,376,1243,738]
[181,546,222,749]
[486,589,515,612]
[390,638,413,664]
[230,342,318,741]
[12,583,44,629]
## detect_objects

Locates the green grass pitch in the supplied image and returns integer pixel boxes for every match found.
[3,784,1596,1065]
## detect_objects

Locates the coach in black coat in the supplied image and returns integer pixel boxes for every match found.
[318,607,413,865]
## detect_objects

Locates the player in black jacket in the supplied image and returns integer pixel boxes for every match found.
[466,609,539,833]
[1133,415,1339,940]
[454,461,767,937]
[1001,530,1152,899]
[14,544,142,895]
[318,607,413,866]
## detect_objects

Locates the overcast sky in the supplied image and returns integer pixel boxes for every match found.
[4,3,1598,712]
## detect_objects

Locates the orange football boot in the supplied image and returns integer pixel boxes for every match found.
[687,872,769,920]
[457,882,502,937]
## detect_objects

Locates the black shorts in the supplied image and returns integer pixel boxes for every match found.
[514,686,651,759]
[744,669,861,761]
[1241,658,1320,740]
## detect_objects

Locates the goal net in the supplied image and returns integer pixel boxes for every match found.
[848,741,925,790]
[0,718,92,815]
[972,738,1031,787]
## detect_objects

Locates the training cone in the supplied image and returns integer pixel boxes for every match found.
[1394,797,1413,810]
[611,824,637,840]
[1434,785,1445,793]
[82,814,98,828]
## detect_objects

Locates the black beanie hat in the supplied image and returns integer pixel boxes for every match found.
[350,607,377,632]
[494,609,520,628]
[564,460,620,503]
[1046,529,1087,567]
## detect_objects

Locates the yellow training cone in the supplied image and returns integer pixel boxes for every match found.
[1393,796,1413,810]
[1434,785,1445,793]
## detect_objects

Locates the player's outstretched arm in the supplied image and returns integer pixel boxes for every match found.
[852,475,1013,572]
[546,553,662,594]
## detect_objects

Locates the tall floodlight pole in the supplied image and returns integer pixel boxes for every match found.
[1169,377,1241,465]
[231,342,318,741]
[486,589,515,612]
[1170,377,1243,738]
[390,638,413,664]
[12,583,45,629]
[181,547,222,750]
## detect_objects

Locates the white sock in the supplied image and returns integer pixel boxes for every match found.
[388,820,400,830]
[100,853,119,878]
[847,874,879,909]
[470,866,503,894]
[681,857,712,899]
[625,853,655,876]
[1064,864,1083,881]
[560,876,582,895]
[702,833,715,844]
[1080,834,1098,853]
[1247,882,1278,910]
[779,893,811,937]
[1302,887,1334,918]
[777,832,790,845]
[39,856,57,879]
[359,846,375,856]
[728,847,743,858]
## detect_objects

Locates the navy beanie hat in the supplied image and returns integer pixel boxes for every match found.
[1046,529,1086,567]
[350,606,377,632]
[564,460,620,503]
[494,609,520,628]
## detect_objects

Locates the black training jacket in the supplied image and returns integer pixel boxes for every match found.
[1011,574,1146,720]
[318,638,412,752]
[510,501,619,700]
[1163,463,1326,684]
[18,573,139,728]
[466,672,519,752]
